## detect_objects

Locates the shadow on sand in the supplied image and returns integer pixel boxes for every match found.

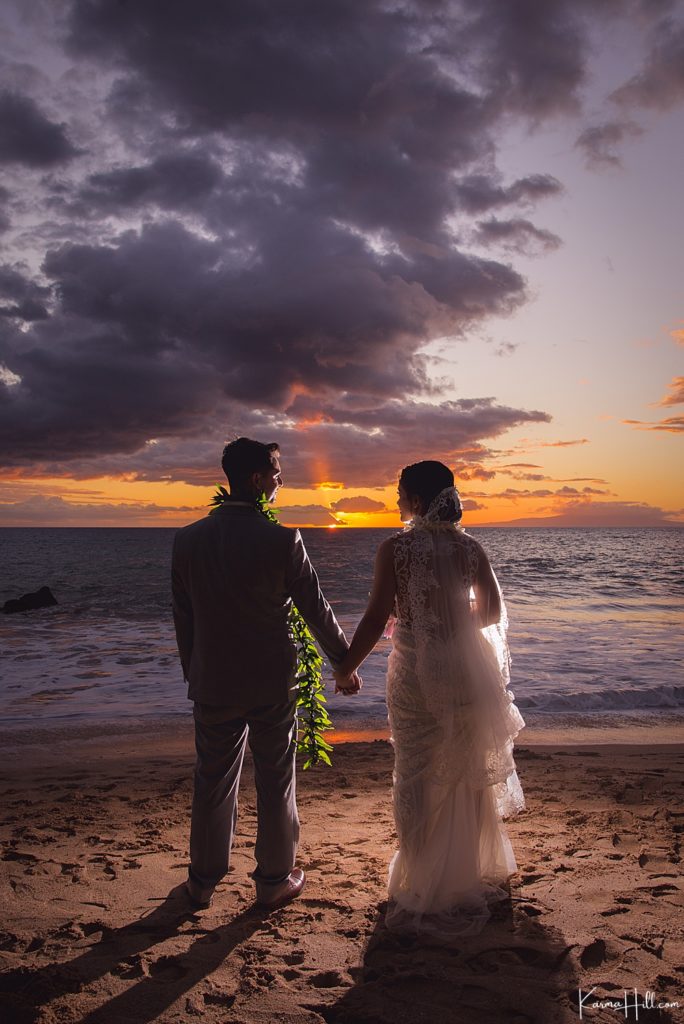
[314,895,581,1024]
[0,883,268,1024]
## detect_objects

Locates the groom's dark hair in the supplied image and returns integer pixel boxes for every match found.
[221,437,279,489]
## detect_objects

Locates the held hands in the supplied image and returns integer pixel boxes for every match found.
[334,668,363,695]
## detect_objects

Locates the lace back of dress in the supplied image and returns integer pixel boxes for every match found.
[386,514,526,936]
[392,525,523,788]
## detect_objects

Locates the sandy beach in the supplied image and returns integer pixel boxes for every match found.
[1,722,683,1024]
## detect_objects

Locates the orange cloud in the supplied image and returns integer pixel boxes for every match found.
[287,381,314,400]
[453,461,496,481]
[511,438,589,453]
[623,416,684,433]
[294,412,334,429]
[652,376,684,407]
[563,477,609,485]
[277,504,344,527]
[468,485,614,505]
[539,438,589,448]
[670,328,684,346]
[331,495,387,513]
[0,494,202,527]
[484,499,683,528]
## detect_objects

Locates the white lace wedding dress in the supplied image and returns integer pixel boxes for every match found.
[385,495,525,936]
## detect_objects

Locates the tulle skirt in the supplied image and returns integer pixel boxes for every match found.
[386,625,525,937]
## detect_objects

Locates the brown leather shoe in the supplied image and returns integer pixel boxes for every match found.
[185,877,214,910]
[256,868,306,910]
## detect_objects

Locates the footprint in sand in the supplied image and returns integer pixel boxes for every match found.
[565,812,589,825]
[636,882,680,896]
[310,970,346,988]
[239,964,276,991]
[112,954,149,979]
[283,952,306,966]
[1,847,39,866]
[516,903,543,918]
[519,872,546,885]
[77,920,112,939]
[203,990,236,1007]
[655,972,679,988]
[87,854,119,880]
[148,956,189,980]
[640,938,665,958]
[301,897,353,915]
[465,945,556,973]
[60,862,87,884]
[580,939,607,968]
[0,931,23,952]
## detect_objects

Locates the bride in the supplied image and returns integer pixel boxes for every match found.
[334,461,525,935]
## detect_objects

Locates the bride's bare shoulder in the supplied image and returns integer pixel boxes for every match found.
[455,527,482,547]
[451,529,488,561]
[377,533,400,557]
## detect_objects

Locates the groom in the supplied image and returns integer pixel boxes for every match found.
[171,437,360,910]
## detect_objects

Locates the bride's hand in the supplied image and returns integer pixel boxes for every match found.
[334,669,362,695]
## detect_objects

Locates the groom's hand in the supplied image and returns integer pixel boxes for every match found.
[334,669,362,695]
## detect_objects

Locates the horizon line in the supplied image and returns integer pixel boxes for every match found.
[0,521,682,530]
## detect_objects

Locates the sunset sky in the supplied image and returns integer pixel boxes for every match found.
[0,0,682,528]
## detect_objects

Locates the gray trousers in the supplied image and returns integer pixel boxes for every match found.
[190,700,299,898]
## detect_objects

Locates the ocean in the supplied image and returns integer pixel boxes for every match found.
[1,526,683,734]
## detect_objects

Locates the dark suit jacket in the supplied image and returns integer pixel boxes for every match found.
[171,501,348,707]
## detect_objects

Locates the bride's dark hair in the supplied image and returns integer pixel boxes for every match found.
[399,461,462,523]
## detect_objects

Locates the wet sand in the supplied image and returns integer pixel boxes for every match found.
[1,723,683,1023]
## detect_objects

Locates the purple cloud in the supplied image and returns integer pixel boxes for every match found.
[0,91,78,167]
[612,16,684,111]
[575,120,644,170]
[474,218,562,255]
[2,0,672,484]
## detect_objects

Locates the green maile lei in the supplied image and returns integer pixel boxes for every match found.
[209,485,334,769]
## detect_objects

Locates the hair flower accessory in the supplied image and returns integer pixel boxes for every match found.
[410,485,462,530]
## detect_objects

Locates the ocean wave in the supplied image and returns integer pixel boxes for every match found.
[515,684,684,712]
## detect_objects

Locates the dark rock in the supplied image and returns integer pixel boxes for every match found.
[2,586,58,614]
